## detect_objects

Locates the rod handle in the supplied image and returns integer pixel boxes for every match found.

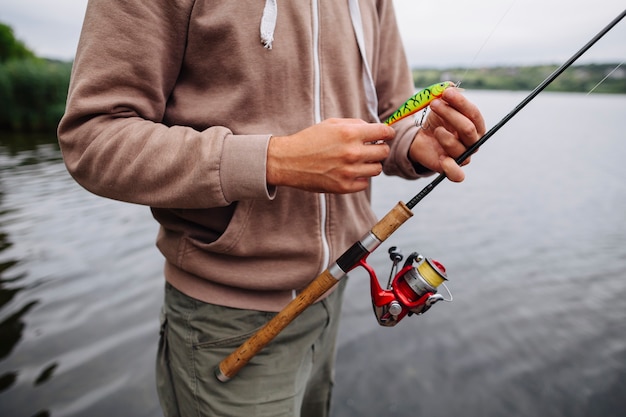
[371,201,413,241]
[215,268,340,382]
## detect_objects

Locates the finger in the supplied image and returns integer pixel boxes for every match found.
[442,89,484,125]
[430,101,480,149]
[362,141,390,162]
[440,156,465,183]
[433,126,467,161]
[441,88,486,136]
[362,161,384,178]
[358,123,395,144]
[340,162,383,193]
[324,117,368,125]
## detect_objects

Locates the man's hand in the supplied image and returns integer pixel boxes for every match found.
[267,118,395,193]
[409,88,486,182]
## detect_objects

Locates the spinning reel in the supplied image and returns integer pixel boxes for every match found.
[358,246,452,327]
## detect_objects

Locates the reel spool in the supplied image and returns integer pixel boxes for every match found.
[359,247,452,327]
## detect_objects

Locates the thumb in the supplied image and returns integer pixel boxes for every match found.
[440,156,465,182]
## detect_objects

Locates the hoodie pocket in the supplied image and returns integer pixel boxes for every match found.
[183,190,319,253]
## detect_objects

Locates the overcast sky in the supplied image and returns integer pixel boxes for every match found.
[2,0,624,67]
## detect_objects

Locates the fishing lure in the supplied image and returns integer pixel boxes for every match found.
[383,81,454,126]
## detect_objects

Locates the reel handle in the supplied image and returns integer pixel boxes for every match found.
[388,246,403,263]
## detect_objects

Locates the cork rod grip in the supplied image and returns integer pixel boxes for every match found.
[215,268,340,381]
[371,201,413,241]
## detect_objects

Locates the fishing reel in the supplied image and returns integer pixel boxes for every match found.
[358,246,452,327]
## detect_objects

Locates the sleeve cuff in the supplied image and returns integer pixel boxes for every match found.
[219,133,276,203]
[384,120,433,179]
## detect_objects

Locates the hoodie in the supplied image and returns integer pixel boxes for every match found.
[58,0,427,312]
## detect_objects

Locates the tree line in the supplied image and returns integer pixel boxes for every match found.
[413,64,626,94]
[0,23,71,133]
[0,21,624,134]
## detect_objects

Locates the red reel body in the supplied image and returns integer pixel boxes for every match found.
[358,248,451,327]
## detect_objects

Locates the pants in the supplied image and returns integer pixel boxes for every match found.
[156,280,346,417]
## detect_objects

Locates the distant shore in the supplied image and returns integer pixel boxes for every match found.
[412,63,625,94]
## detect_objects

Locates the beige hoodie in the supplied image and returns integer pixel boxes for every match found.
[58,0,427,311]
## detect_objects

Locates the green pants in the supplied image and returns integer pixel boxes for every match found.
[156,281,346,417]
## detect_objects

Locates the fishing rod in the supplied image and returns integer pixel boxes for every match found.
[407,8,626,210]
[215,8,626,382]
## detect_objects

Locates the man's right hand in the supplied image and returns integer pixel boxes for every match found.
[267,118,395,194]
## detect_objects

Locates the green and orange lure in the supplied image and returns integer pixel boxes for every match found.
[383,81,454,126]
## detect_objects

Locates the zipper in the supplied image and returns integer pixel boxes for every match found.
[311,0,331,273]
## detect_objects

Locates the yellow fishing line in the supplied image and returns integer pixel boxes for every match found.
[417,260,446,288]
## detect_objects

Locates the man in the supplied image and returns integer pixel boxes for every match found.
[58,0,485,416]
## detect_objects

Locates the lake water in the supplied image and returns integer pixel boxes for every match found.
[0,90,625,417]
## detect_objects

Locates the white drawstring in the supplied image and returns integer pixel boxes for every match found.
[348,0,379,122]
[260,0,278,49]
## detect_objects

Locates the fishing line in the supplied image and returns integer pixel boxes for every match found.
[586,61,624,95]
[456,0,517,86]
[413,1,516,128]
[406,8,626,210]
